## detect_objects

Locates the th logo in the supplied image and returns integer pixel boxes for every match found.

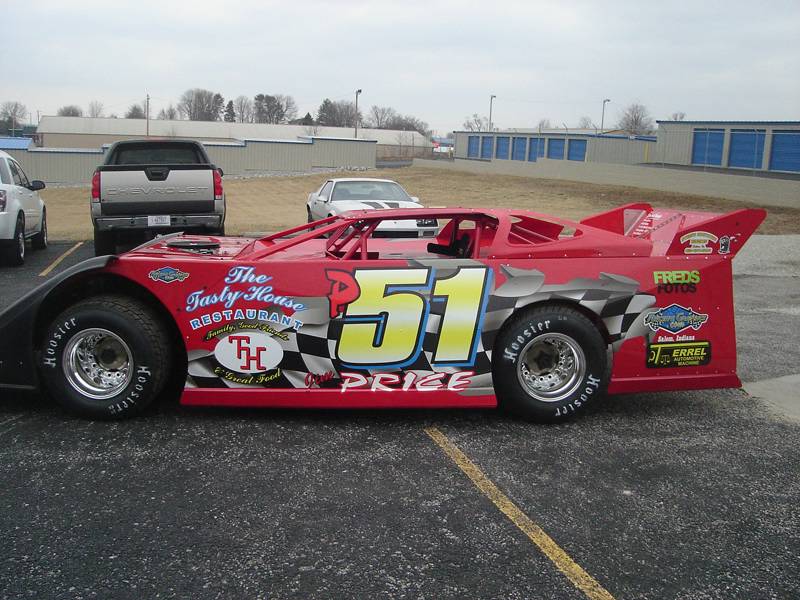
[229,334,269,371]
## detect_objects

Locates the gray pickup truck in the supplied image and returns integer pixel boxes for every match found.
[91,139,225,255]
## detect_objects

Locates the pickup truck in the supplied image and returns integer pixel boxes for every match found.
[91,139,225,255]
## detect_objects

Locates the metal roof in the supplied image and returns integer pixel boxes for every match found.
[656,120,800,125]
[37,116,432,146]
[0,137,32,150]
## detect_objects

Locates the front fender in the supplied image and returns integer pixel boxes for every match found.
[0,256,111,390]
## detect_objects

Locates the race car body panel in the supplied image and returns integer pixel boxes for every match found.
[0,204,766,414]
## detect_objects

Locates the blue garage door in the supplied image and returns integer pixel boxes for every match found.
[467,136,479,158]
[691,129,724,165]
[729,129,766,169]
[547,138,565,159]
[527,138,543,161]
[512,137,526,160]
[769,131,800,172]
[480,136,494,159]
[496,136,510,159]
[567,139,587,161]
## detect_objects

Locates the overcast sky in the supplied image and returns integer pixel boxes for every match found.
[4,0,799,133]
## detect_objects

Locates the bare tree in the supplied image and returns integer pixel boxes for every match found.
[233,95,253,123]
[367,105,396,129]
[304,123,320,136]
[462,113,489,131]
[87,101,104,118]
[157,105,179,120]
[277,94,298,123]
[670,111,686,121]
[577,116,596,129]
[617,103,653,135]
[537,118,552,130]
[57,105,83,117]
[316,99,361,127]
[0,101,27,130]
[178,88,225,121]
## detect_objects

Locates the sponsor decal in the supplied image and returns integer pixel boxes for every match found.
[305,370,336,388]
[644,304,708,334]
[212,330,284,384]
[185,266,305,313]
[149,266,189,283]
[189,309,303,332]
[203,321,289,342]
[719,235,731,255]
[340,371,474,392]
[653,270,700,294]
[680,231,718,255]
[327,270,361,319]
[647,341,711,368]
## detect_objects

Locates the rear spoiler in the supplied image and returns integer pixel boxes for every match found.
[580,203,767,257]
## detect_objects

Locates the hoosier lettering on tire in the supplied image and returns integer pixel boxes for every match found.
[38,295,173,419]
[493,305,610,422]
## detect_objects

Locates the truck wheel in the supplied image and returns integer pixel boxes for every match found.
[32,209,48,250]
[493,305,609,422]
[38,295,174,420]
[2,216,25,266]
[93,230,115,256]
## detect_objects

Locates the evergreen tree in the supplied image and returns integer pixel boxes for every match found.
[224,101,236,122]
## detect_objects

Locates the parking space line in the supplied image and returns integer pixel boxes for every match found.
[424,426,615,600]
[39,241,84,277]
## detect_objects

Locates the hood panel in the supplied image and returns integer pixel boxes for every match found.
[126,234,256,258]
[332,200,422,212]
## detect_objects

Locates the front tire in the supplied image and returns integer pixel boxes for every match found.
[38,295,174,419]
[493,305,609,422]
[32,209,47,250]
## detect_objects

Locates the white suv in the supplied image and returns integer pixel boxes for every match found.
[0,149,47,265]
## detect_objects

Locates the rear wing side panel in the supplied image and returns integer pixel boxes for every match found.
[664,208,767,257]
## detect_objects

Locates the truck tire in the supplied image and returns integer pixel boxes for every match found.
[38,295,174,420]
[93,229,115,256]
[32,209,48,250]
[2,216,25,266]
[493,304,609,422]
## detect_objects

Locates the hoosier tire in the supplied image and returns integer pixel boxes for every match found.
[38,295,173,420]
[493,304,609,422]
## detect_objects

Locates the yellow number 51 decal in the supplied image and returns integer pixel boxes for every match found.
[336,267,492,368]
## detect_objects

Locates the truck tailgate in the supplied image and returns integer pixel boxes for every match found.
[99,166,215,215]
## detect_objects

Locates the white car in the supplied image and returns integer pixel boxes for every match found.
[306,178,437,237]
[0,150,47,265]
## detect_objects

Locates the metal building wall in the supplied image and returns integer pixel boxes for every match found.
[6,148,105,184]
[655,122,694,165]
[586,137,654,164]
[306,138,377,168]
[204,141,312,175]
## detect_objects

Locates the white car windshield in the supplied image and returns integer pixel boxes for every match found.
[331,181,413,202]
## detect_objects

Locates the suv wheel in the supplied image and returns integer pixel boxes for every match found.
[2,216,25,266]
[32,209,48,250]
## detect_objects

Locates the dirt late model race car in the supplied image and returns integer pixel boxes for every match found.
[0,203,765,421]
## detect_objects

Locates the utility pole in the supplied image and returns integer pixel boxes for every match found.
[488,94,496,131]
[354,89,362,138]
[600,98,610,135]
[146,93,150,136]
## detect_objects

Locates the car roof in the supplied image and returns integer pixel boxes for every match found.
[327,178,399,184]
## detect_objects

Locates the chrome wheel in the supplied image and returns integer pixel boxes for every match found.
[517,333,586,402]
[63,328,133,400]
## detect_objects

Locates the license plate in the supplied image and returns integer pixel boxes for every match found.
[147,215,171,227]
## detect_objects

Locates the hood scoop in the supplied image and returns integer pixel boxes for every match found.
[166,239,221,255]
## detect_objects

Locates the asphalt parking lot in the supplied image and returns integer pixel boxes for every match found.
[1,240,798,600]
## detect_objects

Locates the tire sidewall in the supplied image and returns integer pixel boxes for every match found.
[494,308,608,421]
[40,305,162,419]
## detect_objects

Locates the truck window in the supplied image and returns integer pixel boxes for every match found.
[110,143,204,165]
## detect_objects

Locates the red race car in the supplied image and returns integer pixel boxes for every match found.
[0,203,765,421]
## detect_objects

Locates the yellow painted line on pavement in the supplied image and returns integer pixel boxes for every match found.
[424,426,616,600]
[39,242,83,277]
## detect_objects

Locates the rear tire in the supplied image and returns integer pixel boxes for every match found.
[38,295,174,420]
[493,304,609,422]
[32,209,47,250]
[93,229,115,256]
[2,216,25,266]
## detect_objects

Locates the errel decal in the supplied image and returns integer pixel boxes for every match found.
[149,266,189,283]
[647,341,711,368]
[680,231,718,255]
[340,371,474,392]
[644,304,708,334]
